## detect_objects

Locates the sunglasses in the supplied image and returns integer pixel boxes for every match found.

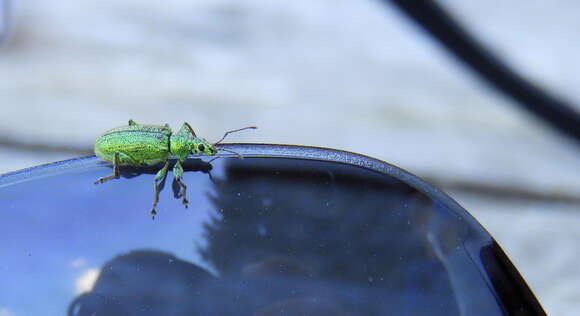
[0,144,546,316]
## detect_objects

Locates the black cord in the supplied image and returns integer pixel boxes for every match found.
[382,0,580,144]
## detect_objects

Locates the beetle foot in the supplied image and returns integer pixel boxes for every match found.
[182,198,189,208]
[94,175,118,185]
[150,208,157,220]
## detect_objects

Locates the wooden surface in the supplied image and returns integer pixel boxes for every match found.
[0,1,578,314]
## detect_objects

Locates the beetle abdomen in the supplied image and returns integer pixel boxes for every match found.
[94,125,171,165]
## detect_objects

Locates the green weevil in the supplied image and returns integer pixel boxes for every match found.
[94,119,256,217]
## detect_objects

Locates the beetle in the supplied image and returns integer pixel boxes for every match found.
[94,119,256,217]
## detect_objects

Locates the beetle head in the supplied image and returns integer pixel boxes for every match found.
[192,138,217,156]
[171,123,216,160]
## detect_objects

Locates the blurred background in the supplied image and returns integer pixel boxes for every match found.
[0,0,578,315]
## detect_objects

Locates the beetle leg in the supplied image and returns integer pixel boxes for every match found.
[173,160,188,208]
[150,160,170,218]
[178,122,196,137]
[94,152,121,184]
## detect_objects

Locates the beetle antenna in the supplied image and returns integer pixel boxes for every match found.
[214,126,257,145]
[217,148,245,159]
[207,156,220,164]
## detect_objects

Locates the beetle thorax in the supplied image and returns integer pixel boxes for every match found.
[169,134,194,160]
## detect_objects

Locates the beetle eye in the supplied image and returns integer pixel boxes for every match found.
[198,144,205,152]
